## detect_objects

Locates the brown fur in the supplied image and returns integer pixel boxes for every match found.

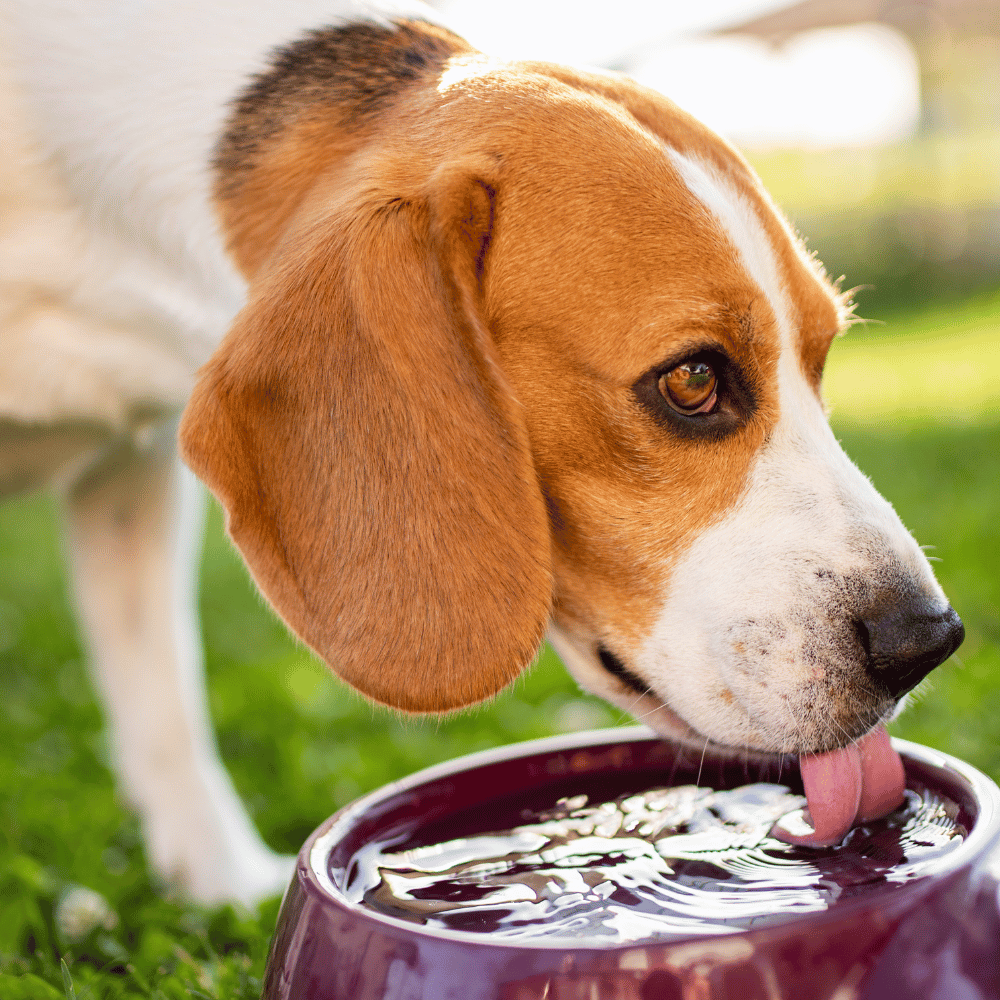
[180,19,846,711]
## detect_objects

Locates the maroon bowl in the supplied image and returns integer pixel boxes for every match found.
[263,728,1000,1000]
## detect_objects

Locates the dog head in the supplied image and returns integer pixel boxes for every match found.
[179,20,962,756]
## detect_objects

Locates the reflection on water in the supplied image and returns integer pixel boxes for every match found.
[346,783,965,943]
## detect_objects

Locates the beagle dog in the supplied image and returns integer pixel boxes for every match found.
[0,0,963,906]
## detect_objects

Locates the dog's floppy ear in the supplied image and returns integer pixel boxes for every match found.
[179,163,552,711]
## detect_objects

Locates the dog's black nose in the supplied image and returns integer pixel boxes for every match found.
[860,600,964,698]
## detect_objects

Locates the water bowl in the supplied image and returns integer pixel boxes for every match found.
[263,728,1000,999]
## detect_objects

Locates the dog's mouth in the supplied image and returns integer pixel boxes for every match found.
[596,646,653,696]
[593,643,728,750]
[593,644,906,847]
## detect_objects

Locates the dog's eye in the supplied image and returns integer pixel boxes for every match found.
[658,362,717,414]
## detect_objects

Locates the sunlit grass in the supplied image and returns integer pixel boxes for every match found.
[825,288,1000,423]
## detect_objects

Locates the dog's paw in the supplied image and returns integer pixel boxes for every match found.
[142,792,298,909]
[194,849,297,910]
[155,838,296,910]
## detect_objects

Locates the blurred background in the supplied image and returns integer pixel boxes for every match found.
[2,1,997,995]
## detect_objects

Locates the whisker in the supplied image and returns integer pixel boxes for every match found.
[777,695,807,749]
[696,736,710,787]
[609,685,653,726]
[629,700,671,724]
[829,717,859,750]
[624,687,653,715]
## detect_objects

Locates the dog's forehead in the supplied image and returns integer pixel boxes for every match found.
[484,86,841,382]
[659,144,843,380]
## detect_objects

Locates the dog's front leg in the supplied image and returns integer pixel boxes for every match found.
[59,425,293,907]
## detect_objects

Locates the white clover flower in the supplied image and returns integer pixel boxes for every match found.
[55,886,118,942]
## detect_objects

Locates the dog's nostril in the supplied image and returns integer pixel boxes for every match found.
[861,602,964,699]
[855,618,872,660]
[596,646,652,697]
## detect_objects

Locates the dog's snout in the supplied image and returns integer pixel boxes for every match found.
[859,600,965,699]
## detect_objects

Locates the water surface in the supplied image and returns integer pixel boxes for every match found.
[346,782,965,943]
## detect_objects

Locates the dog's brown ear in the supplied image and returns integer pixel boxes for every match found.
[179,165,552,711]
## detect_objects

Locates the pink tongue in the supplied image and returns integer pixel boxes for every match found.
[855,725,907,822]
[773,726,906,847]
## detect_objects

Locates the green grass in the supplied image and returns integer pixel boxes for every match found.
[826,287,1000,423]
[748,130,1000,215]
[746,136,1000,314]
[2,291,999,996]
[0,497,622,998]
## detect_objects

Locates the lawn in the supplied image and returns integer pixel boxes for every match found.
[1,291,998,998]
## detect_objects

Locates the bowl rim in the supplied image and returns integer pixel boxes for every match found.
[298,727,1000,952]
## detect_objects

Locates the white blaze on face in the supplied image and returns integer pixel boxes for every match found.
[628,149,946,753]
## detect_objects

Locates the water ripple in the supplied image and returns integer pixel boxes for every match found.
[350,782,965,943]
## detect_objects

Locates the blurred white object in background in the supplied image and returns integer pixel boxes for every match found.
[433,0,794,64]
[435,1,921,147]
[630,24,920,148]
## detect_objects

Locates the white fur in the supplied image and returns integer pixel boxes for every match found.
[1,0,441,431]
[0,0,443,906]
[60,429,294,904]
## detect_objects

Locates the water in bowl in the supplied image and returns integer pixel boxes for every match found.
[345,782,965,943]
